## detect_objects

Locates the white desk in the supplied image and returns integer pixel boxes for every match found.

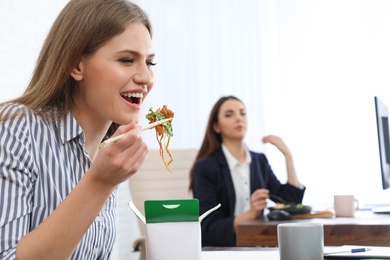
[201,246,390,260]
[202,248,279,260]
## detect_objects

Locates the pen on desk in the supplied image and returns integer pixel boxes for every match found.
[324,248,371,255]
[351,248,370,253]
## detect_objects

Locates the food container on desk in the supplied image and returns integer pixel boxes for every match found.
[129,199,220,260]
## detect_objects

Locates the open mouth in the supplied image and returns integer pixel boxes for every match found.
[120,92,143,105]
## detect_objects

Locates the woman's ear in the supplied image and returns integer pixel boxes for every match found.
[213,123,220,134]
[70,60,84,81]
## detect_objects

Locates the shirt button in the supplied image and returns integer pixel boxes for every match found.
[95,215,102,222]
[93,247,99,254]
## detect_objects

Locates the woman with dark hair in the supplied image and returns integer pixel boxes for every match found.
[189,95,305,247]
[0,0,155,259]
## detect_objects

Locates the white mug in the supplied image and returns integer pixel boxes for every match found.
[277,222,324,260]
[334,195,359,217]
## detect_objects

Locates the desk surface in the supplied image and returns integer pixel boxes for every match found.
[236,210,390,247]
[202,248,279,260]
[202,246,390,260]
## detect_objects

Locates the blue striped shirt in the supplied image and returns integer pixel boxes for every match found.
[0,104,116,260]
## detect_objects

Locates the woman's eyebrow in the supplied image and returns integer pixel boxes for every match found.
[223,109,234,114]
[117,49,155,58]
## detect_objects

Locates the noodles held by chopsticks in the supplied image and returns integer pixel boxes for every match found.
[146,105,174,173]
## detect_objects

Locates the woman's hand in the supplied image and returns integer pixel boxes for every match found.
[89,123,148,188]
[234,188,269,230]
[263,134,302,188]
[251,188,269,216]
[262,135,291,157]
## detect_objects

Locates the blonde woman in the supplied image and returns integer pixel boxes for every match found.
[0,1,155,259]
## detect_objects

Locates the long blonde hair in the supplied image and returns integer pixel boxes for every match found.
[1,0,151,125]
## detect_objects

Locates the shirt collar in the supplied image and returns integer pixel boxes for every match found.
[57,111,84,145]
[222,143,252,170]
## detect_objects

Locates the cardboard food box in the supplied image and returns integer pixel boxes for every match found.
[129,199,220,260]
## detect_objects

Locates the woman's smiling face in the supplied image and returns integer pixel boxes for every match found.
[71,22,155,126]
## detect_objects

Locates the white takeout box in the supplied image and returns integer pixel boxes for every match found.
[129,199,220,260]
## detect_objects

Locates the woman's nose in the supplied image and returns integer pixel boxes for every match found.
[133,64,154,85]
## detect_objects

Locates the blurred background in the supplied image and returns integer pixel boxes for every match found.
[1,0,390,259]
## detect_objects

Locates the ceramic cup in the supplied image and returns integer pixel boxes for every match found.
[334,195,359,217]
[277,222,324,260]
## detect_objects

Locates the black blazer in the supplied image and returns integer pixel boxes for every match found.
[192,148,305,247]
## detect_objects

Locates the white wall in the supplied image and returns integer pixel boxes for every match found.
[135,0,266,152]
[0,1,68,99]
[261,0,390,206]
[2,0,390,258]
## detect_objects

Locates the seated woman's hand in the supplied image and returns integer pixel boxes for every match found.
[251,188,270,216]
[262,135,291,157]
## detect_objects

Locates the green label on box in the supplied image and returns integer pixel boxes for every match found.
[144,199,199,224]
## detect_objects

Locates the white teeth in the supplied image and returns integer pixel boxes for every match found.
[120,92,144,98]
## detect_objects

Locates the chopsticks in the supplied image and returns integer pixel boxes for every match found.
[99,117,173,149]
[269,194,291,204]
[140,118,173,131]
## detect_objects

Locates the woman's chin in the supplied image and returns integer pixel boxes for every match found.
[115,112,139,126]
